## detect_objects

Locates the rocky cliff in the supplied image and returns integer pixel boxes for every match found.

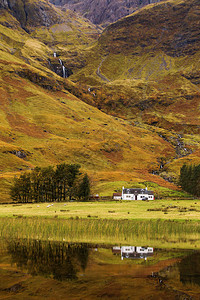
[0,0,63,30]
[49,0,163,25]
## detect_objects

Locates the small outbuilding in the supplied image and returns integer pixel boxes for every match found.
[89,194,100,200]
[113,192,122,200]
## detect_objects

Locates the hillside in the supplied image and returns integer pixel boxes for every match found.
[67,0,200,185]
[50,0,164,26]
[0,0,183,202]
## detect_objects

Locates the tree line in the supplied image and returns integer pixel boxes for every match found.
[179,163,200,196]
[10,164,90,203]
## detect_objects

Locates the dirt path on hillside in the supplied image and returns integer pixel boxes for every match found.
[96,59,110,82]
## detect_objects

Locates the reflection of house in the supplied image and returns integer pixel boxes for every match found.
[112,246,121,254]
[113,193,122,200]
[122,187,154,200]
[112,246,154,260]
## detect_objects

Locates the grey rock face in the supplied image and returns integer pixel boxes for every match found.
[0,0,9,8]
[49,0,163,25]
[0,0,63,29]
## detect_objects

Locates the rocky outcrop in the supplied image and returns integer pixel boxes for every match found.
[0,0,63,30]
[182,71,200,86]
[0,0,9,8]
[49,0,163,25]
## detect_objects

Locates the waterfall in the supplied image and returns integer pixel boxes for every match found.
[59,58,67,78]
[62,65,66,78]
[53,52,57,57]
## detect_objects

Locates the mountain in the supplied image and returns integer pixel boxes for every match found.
[0,0,181,202]
[67,0,200,185]
[50,0,164,26]
[93,0,200,127]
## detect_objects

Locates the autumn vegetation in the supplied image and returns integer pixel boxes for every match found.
[0,0,200,202]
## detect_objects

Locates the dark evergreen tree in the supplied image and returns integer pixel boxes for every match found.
[77,174,90,201]
[10,173,32,203]
[65,164,81,200]
[54,163,69,201]
[10,177,22,202]
[41,166,55,202]
[179,163,188,191]
[31,167,43,202]
[179,163,200,197]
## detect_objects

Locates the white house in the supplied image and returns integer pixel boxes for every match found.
[112,246,154,260]
[122,187,154,200]
[121,246,154,260]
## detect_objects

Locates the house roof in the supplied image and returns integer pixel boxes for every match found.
[113,193,122,196]
[123,188,154,195]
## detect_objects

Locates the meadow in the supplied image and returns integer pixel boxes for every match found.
[0,199,200,249]
[0,199,199,220]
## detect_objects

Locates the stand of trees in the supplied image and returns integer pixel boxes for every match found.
[10,164,90,203]
[179,163,200,196]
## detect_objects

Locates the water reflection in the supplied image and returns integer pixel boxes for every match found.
[179,252,200,286]
[3,239,200,290]
[6,239,89,281]
[1,238,200,299]
[112,246,154,260]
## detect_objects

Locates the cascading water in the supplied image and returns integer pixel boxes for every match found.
[59,58,67,78]
[51,53,68,78]
[62,66,66,78]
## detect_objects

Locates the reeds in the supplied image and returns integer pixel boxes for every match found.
[0,217,200,249]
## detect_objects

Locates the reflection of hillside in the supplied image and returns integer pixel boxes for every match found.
[7,239,89,281]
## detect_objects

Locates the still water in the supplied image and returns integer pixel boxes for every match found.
[0,239,200,299]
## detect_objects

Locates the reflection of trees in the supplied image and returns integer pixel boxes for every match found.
[7,239,89,281]
[179,252,200,286]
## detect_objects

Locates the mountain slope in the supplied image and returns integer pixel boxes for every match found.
[71,0,200,124]
[0,0,101,46]
[0,1,181,202]
[67,0,200,183]
[50,0,164,26]
[0,52,177,201]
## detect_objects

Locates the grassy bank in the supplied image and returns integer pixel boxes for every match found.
[0,217,200,249]
[1,199,200,249]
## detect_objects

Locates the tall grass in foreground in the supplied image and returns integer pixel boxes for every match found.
[0,217,200,249]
